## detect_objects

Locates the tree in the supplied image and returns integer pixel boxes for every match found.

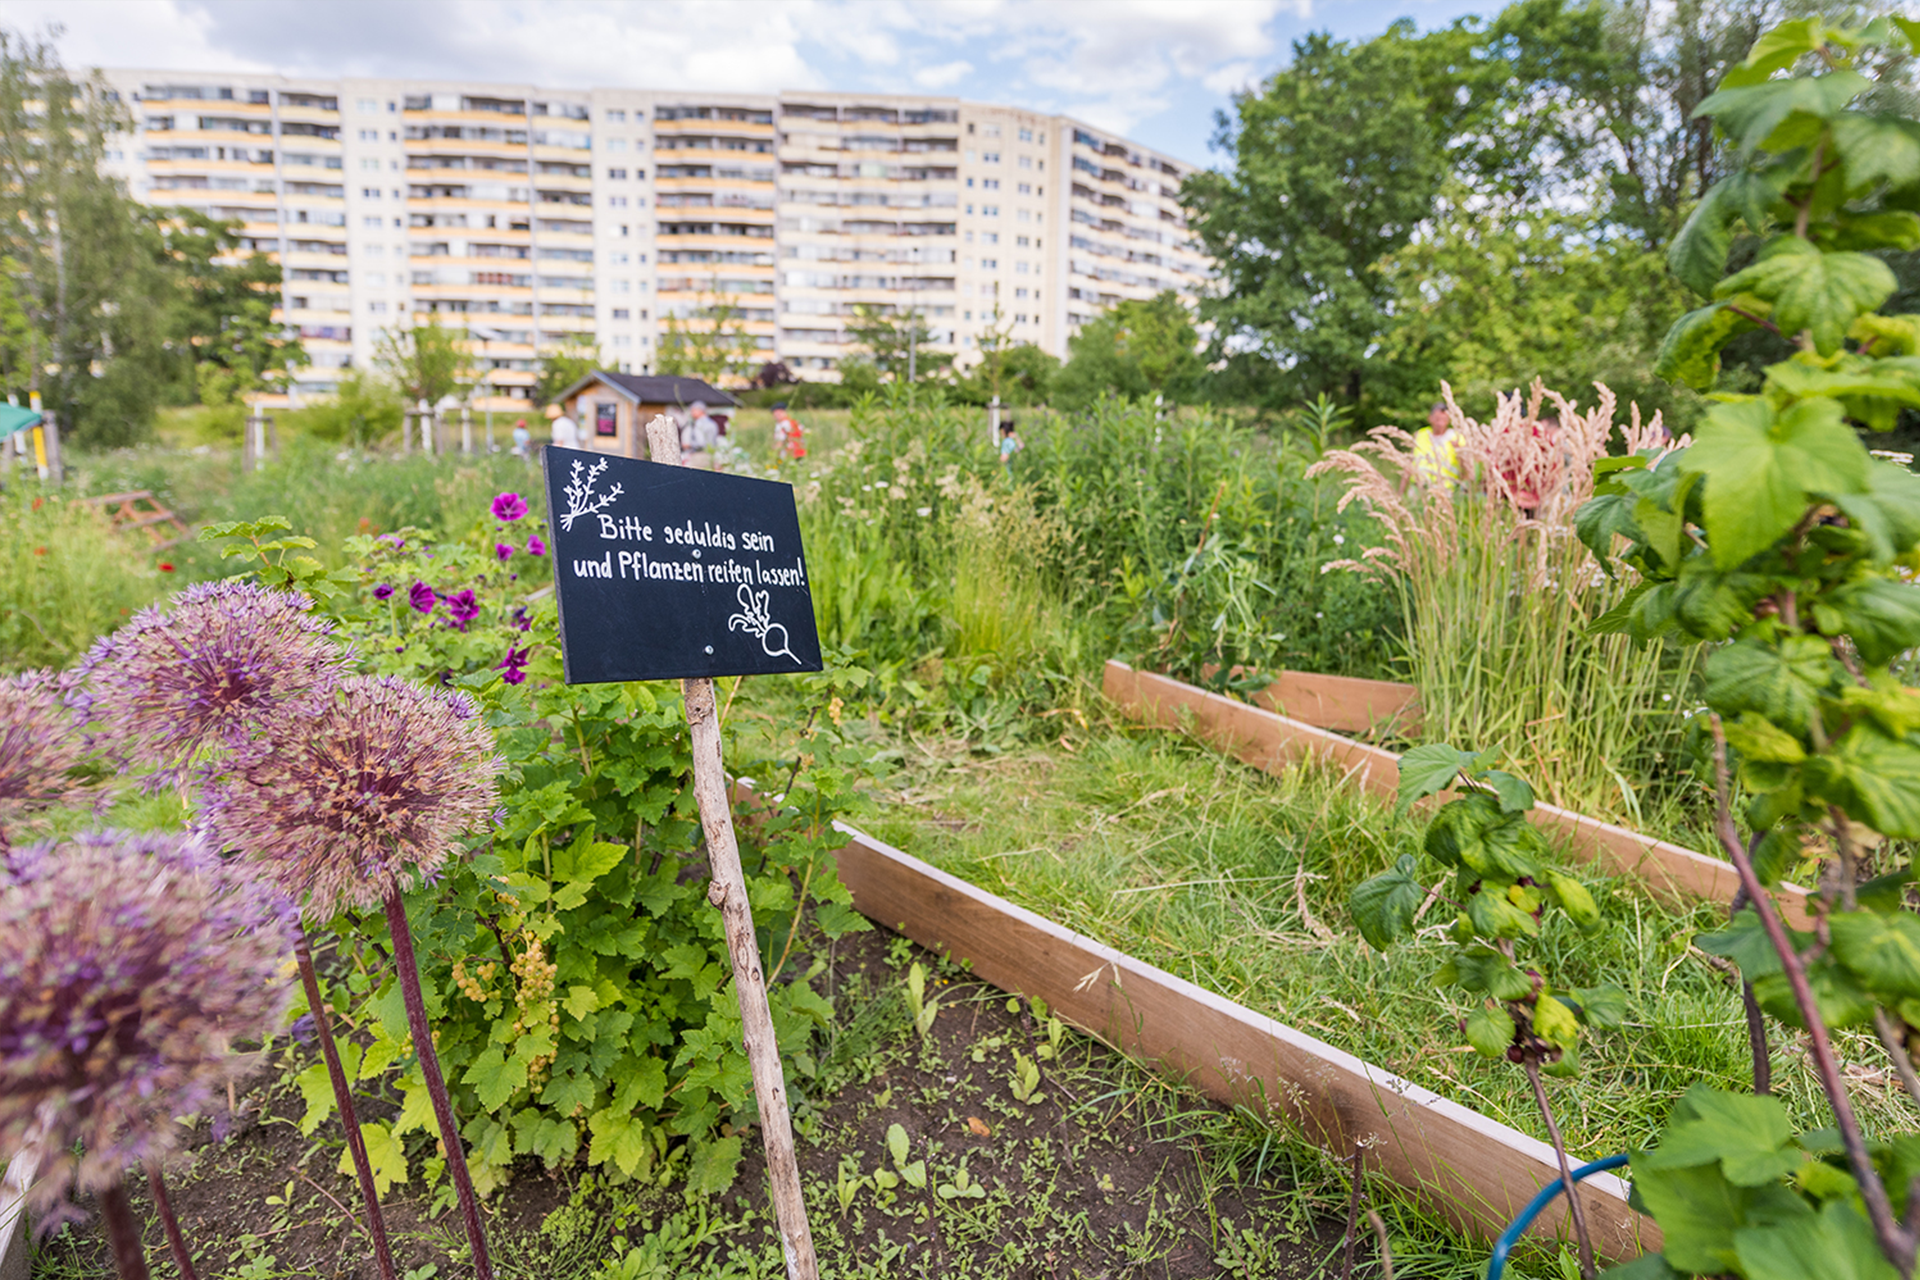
[372,315,470,408]
[656,298,759,385]
[0,29,175,447]
[952,303,1058,405]
[846,304,950,381]
[1052,292,1204,410]
[161,206,305,405]
[533,333,601,405]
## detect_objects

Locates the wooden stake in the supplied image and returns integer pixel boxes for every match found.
[643,414,819,1280]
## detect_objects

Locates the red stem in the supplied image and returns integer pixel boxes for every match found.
[97,1181,151,1280]
[145,1165,199,1280]
[294,932,399,1280]
[383,882,493,1280]
[1526,1058,1595,1280]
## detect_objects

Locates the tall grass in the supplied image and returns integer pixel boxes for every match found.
[0,479,169,671]
[948,478,1066,663]
[1312,381,1702,830]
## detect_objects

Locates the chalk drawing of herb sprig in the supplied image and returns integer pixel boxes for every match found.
[728,584,801,665]
[559,458,624,532]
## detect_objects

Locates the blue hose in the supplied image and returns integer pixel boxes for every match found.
[1485,1153,1632,1280]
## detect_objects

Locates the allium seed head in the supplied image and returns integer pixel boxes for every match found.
[206,675,503,917]
[77,581,348,771]
[0,831,296,1209]
[0,670,95,848]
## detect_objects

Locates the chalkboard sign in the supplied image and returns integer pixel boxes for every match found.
[540,446,823,683]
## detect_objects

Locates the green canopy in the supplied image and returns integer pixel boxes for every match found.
[0,403,42,439]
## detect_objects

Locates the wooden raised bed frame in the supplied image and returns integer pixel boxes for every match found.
[1106,660,1812,929]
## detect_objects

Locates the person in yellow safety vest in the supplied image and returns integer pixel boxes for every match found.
[1410,401,1459,483]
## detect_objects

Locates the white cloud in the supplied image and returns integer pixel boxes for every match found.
[1201,59,1259,96]
[914,59,974,90]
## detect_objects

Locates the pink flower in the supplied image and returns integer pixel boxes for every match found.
[527,535,546,557]
[491,493,528,523]
[408,581,437,614]
[373,583,395,600]
[444,589,480,631]
[495,543,513,562]
[497,646,530,685]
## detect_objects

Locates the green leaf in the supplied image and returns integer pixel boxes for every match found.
[551,838,627,885]
[1804,722,1920,839]
[686,1134,742,1195]
[1640,1086,1802,1185]
[587,1107,655,1178]
[1657,299,1762,388]
[1545,870,1601,930]
[1829,909,1920,999]
[295,1060,338,1138]
[1468,886,1540,940]
[1464,1006,1515,1059]
[1596,1256,1682,1280]
[1722,713,1807,764]
[1684,397,1869,566]
[1349,855,1423,951]
[338,1122,409,1196]
[1484,771,1534,814]
[1669,171,1792,294]
[1704,635,1839,725]
[1571,984,1630,1029]
[1833,462,1920,560]
[1752,825,1803,886]
[1820,578,1920,666]
[1532,994,1580,1049]
[1631,1154,1810,1275]
[1696,72,1871,156]
[563,985,601,1021]
[1715,239,1897,354]
[1733,1198,1900,1280]
[1575,491,1645,565]
[1396,743,1476,813]
[464,1046,528,1112]
[1424,792,1501,868]
[1697,908,1790,981]
[1820,210,1920,252]
[1831,113,1920,195]
[1437,945,1535,1000]
[887,1122,910,1168]
[1720,18,1826,88]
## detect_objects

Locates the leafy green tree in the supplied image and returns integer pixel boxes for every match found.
[846,304,950,381]
[161,207,305,404]
[655,298,759,385]
[953,303,1059,405]
[1052,291,1204,409]
[534,333,602,405]
[286,369,404,446]
[372,315,470,409]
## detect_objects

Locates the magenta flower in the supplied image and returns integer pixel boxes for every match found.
[510,606,532,632]
[408,581,437,614]
[497,646,530,685]
[527,535,546,557]
[494,543,513,562]
[444,589,480,630]
[372,583,395,601]
[77,582,347,771]
[377,533,406,549]
[205,676,503,917]
[0,831,295,1212]
[491,492,528,522]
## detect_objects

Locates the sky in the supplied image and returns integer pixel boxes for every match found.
[12,0,1492,166]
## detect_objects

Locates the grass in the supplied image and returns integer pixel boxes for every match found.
[0,477,173,670]
[850,712,1920,1169]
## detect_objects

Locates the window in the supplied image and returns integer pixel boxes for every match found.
[608,195,628,207]
[1015,287,1029,298]
[359,158,379,171]
[1015,261,1030,274]
[606,109,626,123]
[359,129,378,141]
[594,401,619,435]
[1018,127,1033,142]
[611,251,629,265]
[983,205,999,216]
[1018,156,1032,169]
[368,301,387,313]
[361,187,381,199]
[983,152,1000,163]
[365,272,385,286]
[985,125,1002,138]
[982,178,999,190]
[608,167,627,180]
[613,280,631,293]
[365,244,385,256]
[982,232,998,245]
[357,98,378,113]
[981,257,998,269]
[612,307,631,318]
[965,177,973,188]
[1017,182,1032,195]
[1016,235,1029,246]
[607,137,627,152]
[965,204,973,215]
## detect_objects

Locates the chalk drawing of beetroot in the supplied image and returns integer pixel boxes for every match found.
[728,584,801,665]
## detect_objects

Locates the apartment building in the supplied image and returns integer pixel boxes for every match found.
[100,70,1209,407]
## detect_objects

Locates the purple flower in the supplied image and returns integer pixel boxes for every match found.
[444,589,480,631]
[527,535,546,557]
[205,676,503,917]
[372,583,395,601]
[0,831,296,1211]
[510,606,532,633]
[491,492,529,523]
[494,543,513,563]
[377,533,406,550]
[497,646,530,685]
[408,581,437,614]
[0,670,95,851]
[76,582,348,771]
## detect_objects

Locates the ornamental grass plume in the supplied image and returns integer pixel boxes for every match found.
[0,831,295,1278]
[76,580,348,773]
[1308,381,1700,827]
[206,674,504,1278]
[0,669,95,851]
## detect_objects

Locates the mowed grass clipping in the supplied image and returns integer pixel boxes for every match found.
[862,721,1920,1162]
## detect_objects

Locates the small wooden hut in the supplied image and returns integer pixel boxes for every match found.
[554,371,741,460]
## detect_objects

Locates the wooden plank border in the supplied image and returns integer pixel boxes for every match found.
[0,1154,33,1280]
[1198,665,1423,736]
[827,819,1655,1259]
[1104,660,1812,929]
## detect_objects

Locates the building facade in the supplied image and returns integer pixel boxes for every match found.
[99,71,1209,407]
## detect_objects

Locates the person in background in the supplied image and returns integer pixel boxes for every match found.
[772,402,806,462]
[999,418,1023,468]
[546,402,581,453]
[510,418,531,458]
[1410,401,1458,484]
[681,401,721,468]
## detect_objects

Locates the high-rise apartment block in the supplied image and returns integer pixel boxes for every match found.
[99,71,1209,408]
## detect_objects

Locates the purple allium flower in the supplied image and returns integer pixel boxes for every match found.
[526,535,546,557]
[0,831,296,1210]
[443,589,480,631]
[372,583,395,601]
[491,493,528,523]
[497,646,530,686]
[0,670,94,850]
[494,543,513,563]
[408,581,437,614]
[205,676,504,917]
[76,581,347,771]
